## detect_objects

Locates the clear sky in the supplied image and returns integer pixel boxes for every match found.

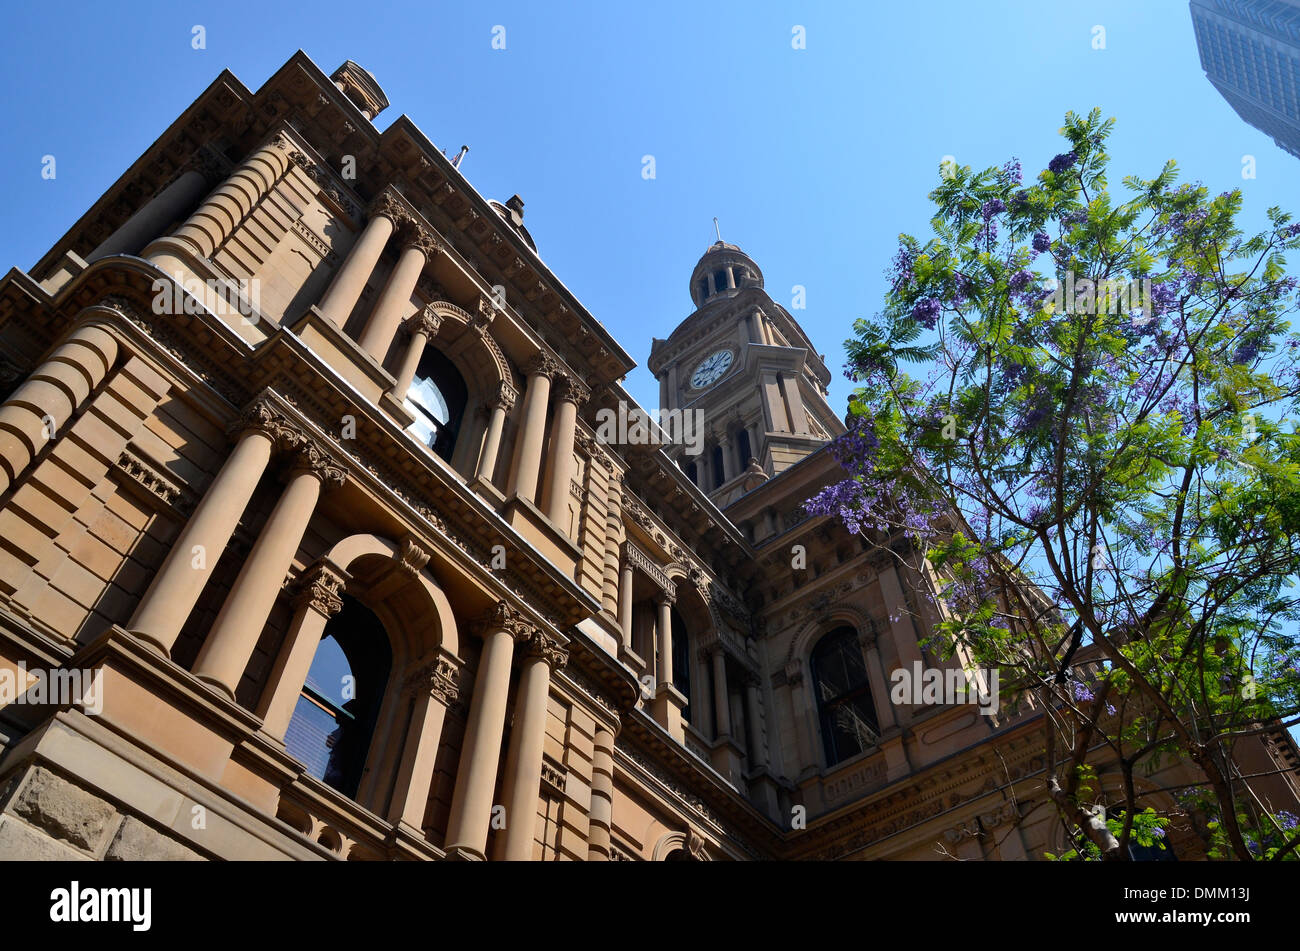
[1,0,1296,415]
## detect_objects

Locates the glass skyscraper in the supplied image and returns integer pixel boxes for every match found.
[1190,0,1300,158]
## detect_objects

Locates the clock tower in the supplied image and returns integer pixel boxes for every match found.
[648,240,844,508]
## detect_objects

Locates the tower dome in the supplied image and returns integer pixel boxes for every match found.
[689,241,763,308]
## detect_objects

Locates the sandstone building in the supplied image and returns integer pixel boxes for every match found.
[0,52,1295,861]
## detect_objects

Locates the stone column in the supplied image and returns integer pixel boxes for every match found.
[712,647,731,738]
[0,324,119,497]
[780,373,809,434]
[543,375,589,526]
[192,440,346,698]
[388,655,461,833]
[317,193,402,326]
[656,593,675,688]
[744,674,768,768]
[444,602,533,859]
[128,402,286,656]
[357,227,439,361]
[255,562,347,740]
[587,714,619,860]
[506,354,558,504]
[474,381,517,485]
[88,149,226,262]
[391,305,443,400]
[785,663,817,770]
[860,627,897,732]
[618,558,634,654]
[151,131,292,263]
[496,631,568,860]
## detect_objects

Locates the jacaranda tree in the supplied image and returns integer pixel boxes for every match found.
[808,109,1300,860]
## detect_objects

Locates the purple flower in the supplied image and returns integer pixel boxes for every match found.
[1149,281,1178,314]
[1072,682,1095,703]
[1278,811,1299,831]
[1233,341,1259,365]
[1152,826,1165,839]
[1010,189,1030,210]
[1032,232,1052,253]
[1000,158,1023,185]
[912,297,942,330]
[1009,269,1033,291]
[982,198,1006,220]
[1049,151,1078,174]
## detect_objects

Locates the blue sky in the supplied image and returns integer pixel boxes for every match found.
[2,0,1296,416]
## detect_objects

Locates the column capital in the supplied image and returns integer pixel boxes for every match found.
[368,189,409,225]
[473,600,537,642]
[491,380,518,413]
[406,654,462,706]
[399,223,441,258]
[523,630,569,671]
[409,302,443,339]
[227,397,297,444]
[655,589,677,609]
[292,562,347,617]
[179,144,233,187]
[287,437,348,488]
[524,352,562,380]
[555,374,591,407]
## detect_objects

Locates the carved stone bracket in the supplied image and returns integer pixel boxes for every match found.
[396,536,431,575]
[406,654,462,706]
[555,374,591,407]
[524,352,562,380]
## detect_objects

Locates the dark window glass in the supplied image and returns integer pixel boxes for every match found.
[811,626,879,766]
[284,595,392,798]
[685,462,698,485]
[404,346,467,462]
[671,607,690,723]
[713,269,729,293]
[735,429,752,469]
[711,445,724,488]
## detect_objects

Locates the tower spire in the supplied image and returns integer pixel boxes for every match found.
[713,217,722,243]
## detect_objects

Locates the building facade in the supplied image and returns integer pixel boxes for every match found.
[1191,0,1300,158]
[0,53,1296,862]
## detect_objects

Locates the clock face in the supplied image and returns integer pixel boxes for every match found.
[690,349,734,389]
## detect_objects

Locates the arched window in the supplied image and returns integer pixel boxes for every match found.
[810,626,879,766]
[711,445,724,488]
[404,346,467,462]
[284,595,392,798]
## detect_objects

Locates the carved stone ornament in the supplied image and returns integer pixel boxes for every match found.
[407,655,461,706]
[524,352,562,380]
[293,563,347,617]
[228,398,298,445]
[368,191,410,227]
[524,630,569,671]
[290,439,348,488]
[492,380,518,413]
[396,536,431,575]
[474,600,537,642]
[555,374,591,407]
[410,304,443,339]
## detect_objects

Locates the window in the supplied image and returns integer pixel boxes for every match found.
[810,626,879,766]
[284,595,392,798]
[735,428,752,470]
[713,269,729,294]
[671,607,690,723]
[404,347,467,462]
[685,461,698,485]
[711,445,724,488]
[696,278,708,302]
